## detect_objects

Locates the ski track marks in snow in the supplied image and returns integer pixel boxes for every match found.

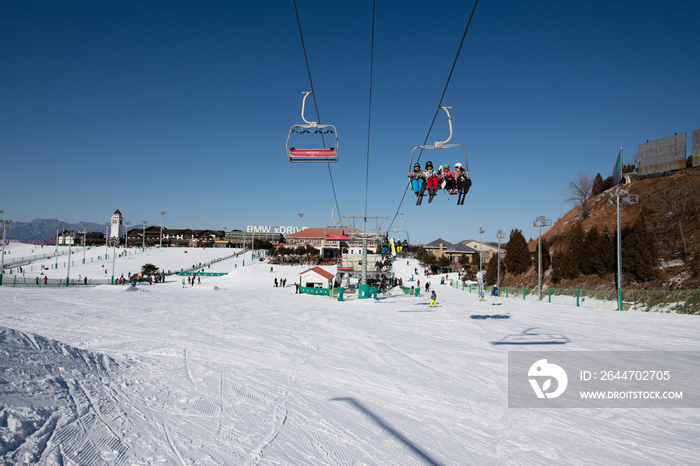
[1,256,700,464]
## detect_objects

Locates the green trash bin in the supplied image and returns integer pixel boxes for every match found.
[359,284,370,299]
[337,287,344,301]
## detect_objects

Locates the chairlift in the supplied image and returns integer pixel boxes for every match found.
[287,91,338,163]
[324,206,351,240]
[408,106,470,205]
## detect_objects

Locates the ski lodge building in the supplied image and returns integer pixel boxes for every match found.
[285,228,379,258]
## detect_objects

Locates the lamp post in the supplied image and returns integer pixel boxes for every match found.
[298,212,304,231]
[159,211,165,248]
[55,226,61,270]
[111,235,117,285]
[608,189,639,311]
[104,222,110,258]
[141,221,148,249]
[478,227,485,274]
[0,215,10,286]
[82,223,89,264]
[496,230,506,289]
[533,216,552,300]
[123,221,131,248]
[66,232,72,286]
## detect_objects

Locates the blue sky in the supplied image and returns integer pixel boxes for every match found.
[2,0,698,244]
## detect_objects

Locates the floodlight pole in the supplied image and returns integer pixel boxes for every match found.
[533,216,552,300]
[82,223,89,264]
[159,211,165,248]
[142,221,147,249]
[104,223,110,258]
[608,189,638,311]
[298,212,304,230]
[496,230,506,289]
[66,235,72,287]
[478,227,485,274]
[0,216,10,286]
[55,226,61,270]
[124,221,131,248]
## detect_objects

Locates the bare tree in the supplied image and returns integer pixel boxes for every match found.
[646,174,699,261]
[562,173,595,219]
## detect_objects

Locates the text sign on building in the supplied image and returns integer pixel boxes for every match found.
[246,225,307,235]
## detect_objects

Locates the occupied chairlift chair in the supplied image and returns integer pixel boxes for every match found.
[409,106,470,205]
[287,91,338,163]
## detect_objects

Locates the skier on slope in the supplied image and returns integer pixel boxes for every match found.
[430,290,437,307]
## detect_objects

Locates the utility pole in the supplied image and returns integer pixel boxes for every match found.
[533,216,552,300]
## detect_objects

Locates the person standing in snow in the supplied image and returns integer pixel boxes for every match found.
[182,278,186,288]
[430,290,437,307]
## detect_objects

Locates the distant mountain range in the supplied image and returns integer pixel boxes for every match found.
[4,219,109,240]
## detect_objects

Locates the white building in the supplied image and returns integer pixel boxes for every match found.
[110,210,123,239]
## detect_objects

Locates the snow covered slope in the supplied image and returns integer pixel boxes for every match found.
[1,254,699,465]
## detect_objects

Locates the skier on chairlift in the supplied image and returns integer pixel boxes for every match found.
[454,162,472,205]
[407,163,425,197]
[423,161,439,198]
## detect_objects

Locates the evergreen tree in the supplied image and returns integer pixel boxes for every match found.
[415,246,429,264]
[437,255,452,271]
[551,252,563,283]
[504,229,531,275]
[484,254,505,285]
[621,219,658,282]
[601,176,614,191]
[592,173,605,196]
[560,223,585,279]
[531,239,551,273]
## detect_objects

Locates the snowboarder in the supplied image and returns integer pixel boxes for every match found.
[430,290,437,307]
[183,278,186,288]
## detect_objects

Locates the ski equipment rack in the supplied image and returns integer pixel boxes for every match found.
[287,91,338,163]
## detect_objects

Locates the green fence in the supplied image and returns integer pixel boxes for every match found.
[449,280,700,314]
[300,286,330,296]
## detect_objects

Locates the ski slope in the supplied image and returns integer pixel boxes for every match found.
[1,250,699,465]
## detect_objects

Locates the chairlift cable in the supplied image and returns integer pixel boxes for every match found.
[364,0,376,220]
[293,0,343,220]
[388,0,479,229]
